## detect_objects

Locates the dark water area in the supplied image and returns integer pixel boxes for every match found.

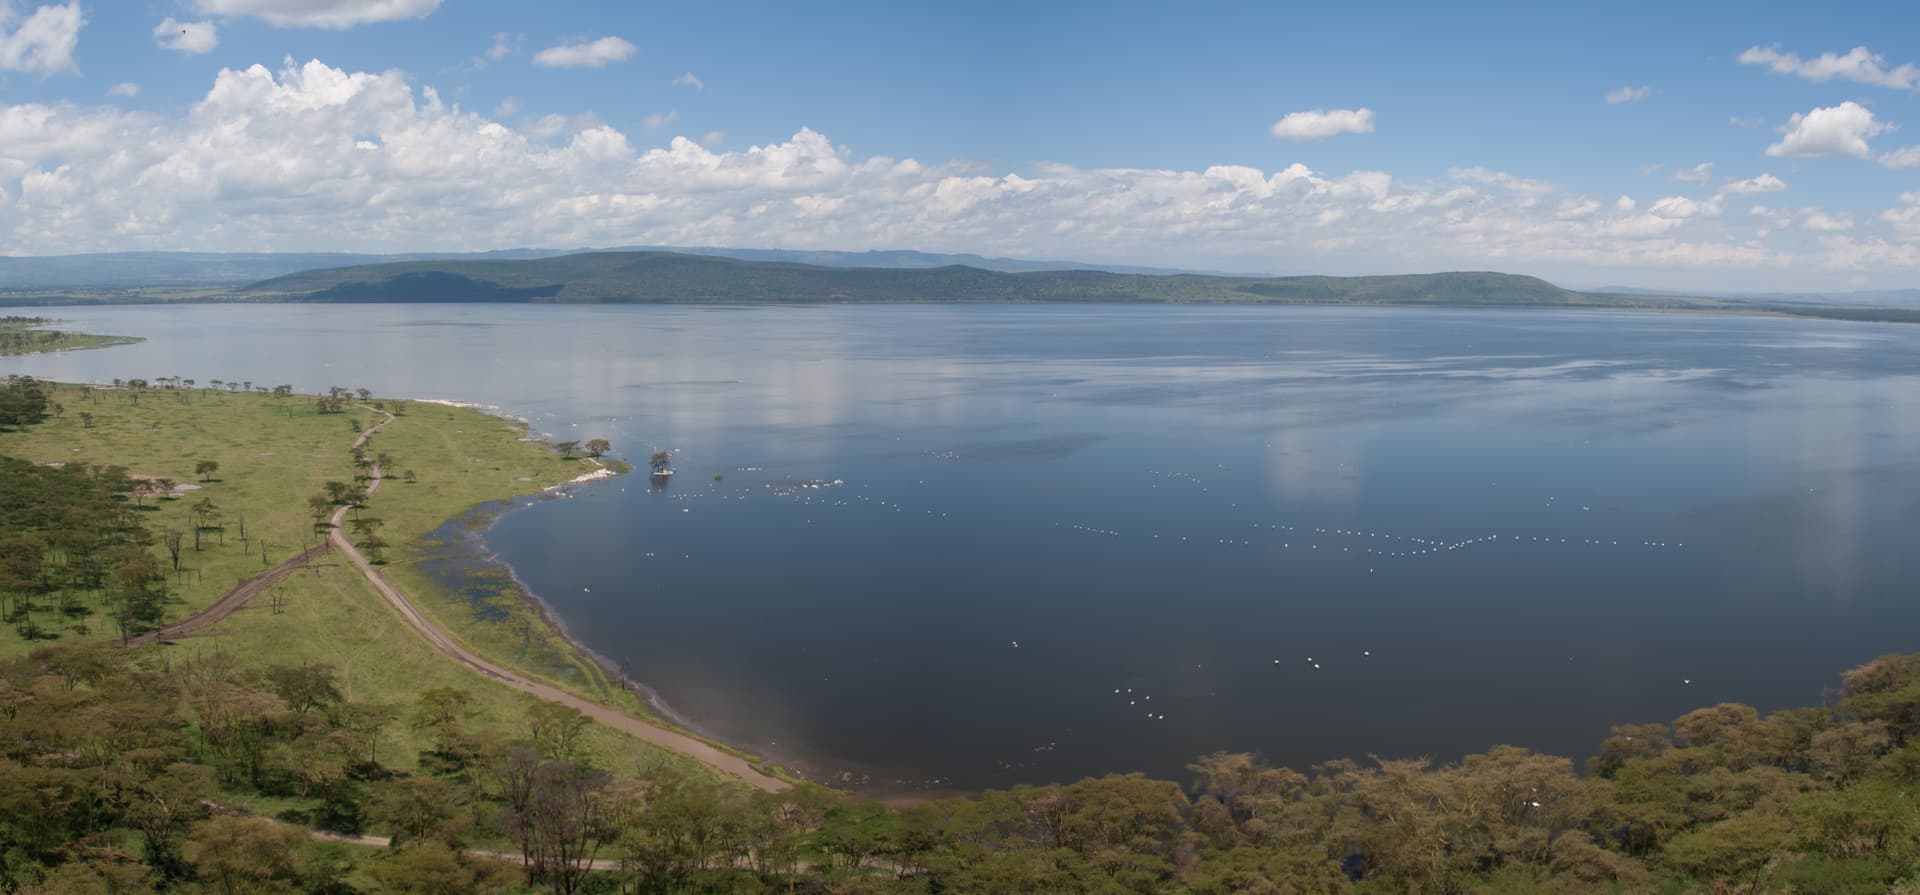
[8,303,1920,790]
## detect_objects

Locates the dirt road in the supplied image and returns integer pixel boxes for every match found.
[331,409,791,792]
[138,404,788,791]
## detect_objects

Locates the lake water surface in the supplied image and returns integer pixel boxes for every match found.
[7,303,1920,790]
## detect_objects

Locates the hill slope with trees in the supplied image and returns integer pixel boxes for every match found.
[240,251,1623,307]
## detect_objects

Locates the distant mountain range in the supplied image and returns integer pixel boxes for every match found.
[5,248,1920,324]
[237,251,1606,307]
[0,247,1215,290]
[5,247,1915,311]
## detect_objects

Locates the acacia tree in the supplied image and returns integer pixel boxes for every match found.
[649,450,671,473]
[555,440,581,459]
[181,816,303,894]
[108,550,166,642]
[189,498,222,550]
[349,517,387,563]
[526,703,589,763]
[308,493,335,534]
[194,459,219,482]
[263,663,343,716]
[411,688,480,776]
[505,759,614,895]
[585,438,610,459]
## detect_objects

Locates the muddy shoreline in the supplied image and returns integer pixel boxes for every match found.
[412,486,852,786]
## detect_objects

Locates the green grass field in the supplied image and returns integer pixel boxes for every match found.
[0,381,731,783]
[0,383,359,654]
[189,558,713,782]
[340,403,633,700]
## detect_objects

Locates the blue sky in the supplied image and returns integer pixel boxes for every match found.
[2,0,1918,290]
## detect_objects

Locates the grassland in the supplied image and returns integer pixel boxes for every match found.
[337,402,644,708]
[0,382,359,654]
[191,557,712,782]
[0,380,730,783]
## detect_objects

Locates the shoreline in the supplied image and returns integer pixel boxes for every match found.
[440,477,974,800]
[399,405,808,784]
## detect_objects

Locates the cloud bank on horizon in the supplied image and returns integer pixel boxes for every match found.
[2,1,1920,292]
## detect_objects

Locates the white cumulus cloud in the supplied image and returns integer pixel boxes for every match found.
[673,71,704,91]
[10,57,1920,287]
[532,36,636,68]
[1270,108,1373,140]
[154,17,218,54]
[1720,173,1786,194]
[1647,195,1723,219]
[1672,162,1714,183]
[192,0,440,28]
[642,110,678,131]
[1801,210,1854,232]
[106,81,138,97]
[1739,45,1920,90]
[1766,102,1890,159]
[1449,166,1552,194]
[486,31,515,60]
[470,31,518,68]
[1881,192,1920,238]
[701,130,724,147]
[1880,145,1920,169]
[0,2,83,75]
[1605,85,1651,104]
[1818,235,1920,271]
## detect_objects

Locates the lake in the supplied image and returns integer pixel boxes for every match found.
[7,303,1920,791]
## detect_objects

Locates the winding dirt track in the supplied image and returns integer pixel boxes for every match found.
[126,542,330,646]
[331,409,790,792]
[141,405,788,792]
[124,410,399,644]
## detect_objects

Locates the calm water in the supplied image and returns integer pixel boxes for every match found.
[8,303,1920,790]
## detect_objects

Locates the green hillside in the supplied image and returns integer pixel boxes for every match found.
[240,250,1628,307]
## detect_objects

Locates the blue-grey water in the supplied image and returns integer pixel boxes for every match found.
[7,303,1920,790]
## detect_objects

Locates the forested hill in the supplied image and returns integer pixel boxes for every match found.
[238,250,1640,307]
